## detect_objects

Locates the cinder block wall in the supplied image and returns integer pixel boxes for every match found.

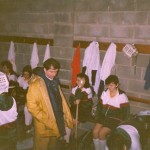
[0,0,150,113]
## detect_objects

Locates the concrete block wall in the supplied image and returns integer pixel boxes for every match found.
[0,0,150,113]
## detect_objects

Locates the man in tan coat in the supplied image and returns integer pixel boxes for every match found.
[27,58,73,150]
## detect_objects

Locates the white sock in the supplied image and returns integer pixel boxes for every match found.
[93,139,100,150]
[64,127,71,143]
[105,144,109,150]
[99,139,107,150]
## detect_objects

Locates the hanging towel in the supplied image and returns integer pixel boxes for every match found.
[82,41,101,94]
[30,43,39,69]
[8,41,17,71]
[144,62,150,90]
[98,43,116,97]
[43,44,51,62]
[71,45,80,87]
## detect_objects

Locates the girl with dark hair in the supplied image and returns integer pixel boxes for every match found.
[1,60,18,81]
[17,65,33,133]
[93,75,130,150]
[17,65,32,90]
[69,73,93,124]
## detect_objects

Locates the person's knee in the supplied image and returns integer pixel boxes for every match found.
[93,128,99,139]
[93,123,103,138]
[98,128,111,140]
[93,126,101,138]
[99,132,108,140]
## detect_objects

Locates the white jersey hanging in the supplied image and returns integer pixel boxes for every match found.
[82,41,101,94]
[100,42,116,82]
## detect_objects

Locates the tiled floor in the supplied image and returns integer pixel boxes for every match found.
[17,137,33,150]
[16,131,150,150]
[15,127,90,150]
[15,121,150,150]
[16,135,75,150]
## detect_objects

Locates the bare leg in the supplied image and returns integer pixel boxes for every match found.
[99,127,111,140]
[93,123,103,150]
[93,123,103,139]
[98,127,111,150]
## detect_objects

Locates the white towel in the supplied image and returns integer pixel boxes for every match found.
[8,41,17,71]
[30,43,39,69]
[100,43,117,82]
[43,44,51,62]
[82,41,101,94]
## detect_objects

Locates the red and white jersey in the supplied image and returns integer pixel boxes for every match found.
[72,86,92,99]
[101,89,129,108]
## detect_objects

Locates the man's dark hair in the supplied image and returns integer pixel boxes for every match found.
[107,132,127,150]
[105,75,119,85]
[43,58,60,70]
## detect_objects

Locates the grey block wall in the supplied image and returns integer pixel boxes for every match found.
[0,0,150,113]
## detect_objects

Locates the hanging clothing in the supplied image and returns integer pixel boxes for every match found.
[98,43,116,98]
[30,42,39,69]
[144,62,150,90]
[8,41,17,72]
[43,44,51,62]
[98,80,104,99]
[71,45,80,87]
[82,41,101,94]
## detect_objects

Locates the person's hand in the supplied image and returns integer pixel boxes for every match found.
[75,99,80,105]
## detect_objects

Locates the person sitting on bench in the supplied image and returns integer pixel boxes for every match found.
[93,75,130,150]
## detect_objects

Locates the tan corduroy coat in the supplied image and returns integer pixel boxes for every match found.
[27,75,73,137]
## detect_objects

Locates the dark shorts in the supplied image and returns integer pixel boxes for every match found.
[98,116,122,130]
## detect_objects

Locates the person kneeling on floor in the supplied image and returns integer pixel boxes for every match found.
[107,114,149,150]
[0,71,18,150]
